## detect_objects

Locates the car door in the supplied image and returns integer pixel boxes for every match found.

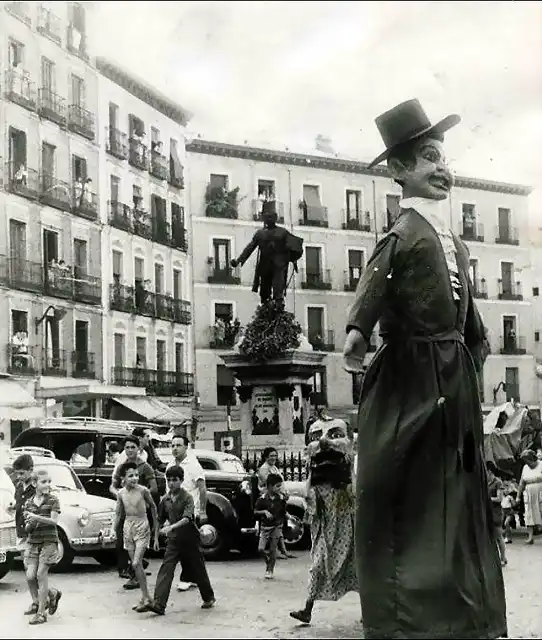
[91,435,120,499]
[51,431,99,495]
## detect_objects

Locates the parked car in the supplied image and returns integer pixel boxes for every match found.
[13,419,261,559]
[0,467,17,580]
[4,447,117,570]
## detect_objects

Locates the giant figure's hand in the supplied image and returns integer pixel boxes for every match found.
[343,328,367,373]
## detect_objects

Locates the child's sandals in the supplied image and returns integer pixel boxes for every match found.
[29,613,47,625]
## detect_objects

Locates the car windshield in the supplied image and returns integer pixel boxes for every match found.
[220,458,246,474]
[36,463,84,492]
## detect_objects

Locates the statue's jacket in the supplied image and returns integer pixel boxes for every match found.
[237,226,292,292]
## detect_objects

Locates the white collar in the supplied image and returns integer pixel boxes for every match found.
[400,197,450,235]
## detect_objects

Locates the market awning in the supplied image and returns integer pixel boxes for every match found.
[0,375,45,420]
[113,396,190,424]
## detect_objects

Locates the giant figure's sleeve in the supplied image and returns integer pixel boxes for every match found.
[464,279,490,373]
[237,231,260,265]
[346,233,399,342]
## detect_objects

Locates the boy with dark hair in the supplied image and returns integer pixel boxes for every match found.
[114,461,159,612]
[142,465,216,615]
[7,455,59,620]
[22,469,62,625]
[254,473,287,580]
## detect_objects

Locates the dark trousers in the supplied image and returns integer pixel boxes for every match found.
[115,513,132,575]
[154,533,214,608]
[259,266,288,302]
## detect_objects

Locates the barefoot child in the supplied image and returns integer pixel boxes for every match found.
[254,473,287,580]
[144,465,216,615]
[22,469,62,625]
[114,461,159,612]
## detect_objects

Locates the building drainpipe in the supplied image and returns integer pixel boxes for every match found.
[187,161,199,448]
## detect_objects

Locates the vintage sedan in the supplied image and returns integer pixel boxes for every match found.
[5,447,117,570]
[0,467,17,580]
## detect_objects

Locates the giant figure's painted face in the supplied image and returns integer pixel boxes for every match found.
[306,417,353,465]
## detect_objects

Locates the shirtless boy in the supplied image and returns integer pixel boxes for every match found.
[114,461,159,611]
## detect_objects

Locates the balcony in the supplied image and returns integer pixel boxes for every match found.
[41,350,68,377]
[132,210,152,240]
[495,226,519,246]
[38,88,66,127]
[498,280,523,301]
[207,265,241,285]
[72,351,96,379]
[111,367,194,397]
[4,162,40,200]
[205,184,239,219]
[4,69,37,111]
[109,201,132,232]
[252,199,285,223]
[72,183,99,221]
[150,150,168,181]
[109,284,191,324]
[39,175,72,212]
[5,2,31,25]
[68,105,95,141]
[344,270,361,292]
[209,323,239,349]
[7,344,38,376]
[308,330,335,352]
[299,205,329,228]
[106,128,128,160]
[129,138,149,171]
[38,5,61,43]
[459,221,484,242]
[67,24,88,60]
[151,218,172,247]
[500,335,527,356]
[300,269,332,291]
[472,278,488,299]
[1,256,43,294]
[171,217,188,252]
[44,265,101,305]
[342,213,372,232]
[171,298,192,324]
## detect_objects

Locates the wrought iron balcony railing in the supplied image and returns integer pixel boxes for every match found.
[460,221,484,242]
[71,351,96,379]
[38,88,66,127]
[5,162,40,201]
[132,211,152,240]
[129,138,149,171]
[207,265,241,285]
[342,212,372,232]
[38,4,61,43]
[498,279,523,301]
[151,218,171,247]
[72,184,99,221]
[495,226,519,246]
[109,283,191,324]
[472,278,488,299]
[251,199,285,223]
[111,367,194,397]
[308,330,335,352]
[344,269,361,292]
[1,256,43,294]
[500,335,527,355]
[109,201,132,232]
[68,105,95,141]
[299,205,329,228]
[41,349,68,377]
[39,174,72,212]
[7,344,38,376]
[106,127,128,160]
[300,269,332,291]
[209,323,240,349]
[4,69,37,111]
[150,151,168,181]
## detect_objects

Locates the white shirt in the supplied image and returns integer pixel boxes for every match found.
[400,197,461,301]
[113,448,148,472]
[166,453,205,516]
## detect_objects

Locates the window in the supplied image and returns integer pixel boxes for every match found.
[156,340,166,371]
[505,367,519,402]
[498,207,511,233]
[9,127,27,169]
[311,366,327,406]
[307,307,325,345]
[305,246,322,277]
[41,143,56,186]
[214,303,233,323]
[169,138,183,184]
[175,343,184,373]
[72,155,87,181]
[171,202,184,225]
[533,287,539,297]
[213,239,231,271]
[71,74,84,107]
[74,320,89,374]
[210,174,228,190]
[154,263,164,294]
[11,310,28,334]
[198,458,219,471]
[303,184,321,205]
[346,190,361,220]
[134,257,144,284]
[386,195,401,229]
[502,316,517,351]
[462,204,476,234]
[151,194,167,222]
[535,331,540,343]
[108,102,118,129]
[132,184,142,207]
[501,262,513,292]
[216,364,236,406]
[43,229,59,267]
[151,127,161,148]
[136,337,147,367]
[73,238,88,278]
[8,40,24,68]
[347,250,364,288]
[9,220,26,261]
[110,175,120,202]
[114,334,124,368]
[258,179,275,199]
[469,258,478,283]
[128,114,145,137]
[112,250,123,282]
[41,58,54,91]
[173,269,182,299]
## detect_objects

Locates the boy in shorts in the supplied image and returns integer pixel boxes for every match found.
[254,473,287,580]
[22,469,62,625]
[114,461,159,612]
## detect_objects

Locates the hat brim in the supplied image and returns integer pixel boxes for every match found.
[367,114,461,169]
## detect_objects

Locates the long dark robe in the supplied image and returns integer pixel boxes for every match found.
[348,208,507,639]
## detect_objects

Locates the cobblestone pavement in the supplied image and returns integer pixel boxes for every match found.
[0,533,541,639]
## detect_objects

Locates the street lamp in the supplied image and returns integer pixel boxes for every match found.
[35,305,67,334]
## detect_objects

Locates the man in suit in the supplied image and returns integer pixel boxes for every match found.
[343,99,506,640]
[231,200,302,303]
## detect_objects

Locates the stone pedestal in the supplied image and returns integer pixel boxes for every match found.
[221,350,327,451]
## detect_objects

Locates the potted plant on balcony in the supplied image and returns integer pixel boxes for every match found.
[205,184,240,219]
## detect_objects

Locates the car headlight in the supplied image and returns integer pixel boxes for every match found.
[240,480,252,495]
[77,509,91,527]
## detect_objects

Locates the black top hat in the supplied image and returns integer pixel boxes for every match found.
[261,200,277,216]
[367,99,460,169]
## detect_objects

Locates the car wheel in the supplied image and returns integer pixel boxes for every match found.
[284,510,310,550]
[92,551,117,567]
[52,529,75,572]
[199,513,229,561]
[0,555,13,581]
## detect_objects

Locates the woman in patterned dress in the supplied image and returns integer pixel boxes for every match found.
[290,417,359,625]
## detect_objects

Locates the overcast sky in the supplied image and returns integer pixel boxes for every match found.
[90,1,542,218]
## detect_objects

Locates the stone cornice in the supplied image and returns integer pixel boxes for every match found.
[96,57,192,127]
[186,139,532,197]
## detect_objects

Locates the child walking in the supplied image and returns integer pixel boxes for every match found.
[254,473,287,580]
[114,461,159,612]
[22,469,62,625]
[486,462,507,566]
[143,465,216,615]
[502,482,517,544]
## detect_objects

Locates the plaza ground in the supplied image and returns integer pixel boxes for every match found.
[0,535,541,639]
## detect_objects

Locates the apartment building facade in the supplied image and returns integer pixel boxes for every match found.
[96,58,194,414]
[0,1,103,438]
[186,139,539,439]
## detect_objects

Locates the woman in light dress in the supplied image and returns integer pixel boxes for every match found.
[517,449,542,544]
